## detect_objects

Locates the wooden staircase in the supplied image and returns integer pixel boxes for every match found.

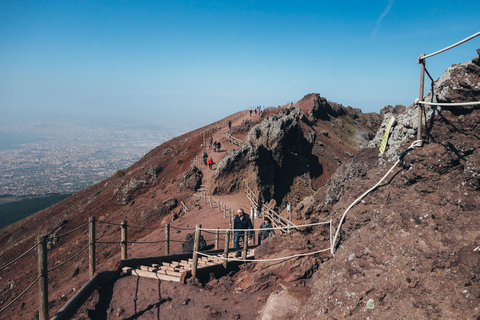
[121,249,256,283]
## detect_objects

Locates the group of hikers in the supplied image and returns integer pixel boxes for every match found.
[233,208,275,257]
[208,137,221,152]
[202,137,223,170]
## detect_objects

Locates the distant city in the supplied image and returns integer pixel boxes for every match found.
[0,120,189,197]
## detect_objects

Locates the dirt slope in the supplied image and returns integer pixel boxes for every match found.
[0,96,378,319]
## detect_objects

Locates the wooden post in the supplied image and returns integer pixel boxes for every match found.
[218,199,221,213]
[37,235,48,320]
[215,227,219,250]
[223,204,227,218]
[418,53,426,143]
[121,220,127,260]
[88,216,96,278]
[165,223,170,255]
[191,224,201,278]
[209,196,213,209]
[223,231,229,269]
[242,230,248,260]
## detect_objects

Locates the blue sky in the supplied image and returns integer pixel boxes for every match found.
[1,1,479,128]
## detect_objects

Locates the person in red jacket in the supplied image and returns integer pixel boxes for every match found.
[207,157,214,170]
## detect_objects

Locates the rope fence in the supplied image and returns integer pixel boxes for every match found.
[47,222,89,240]
[0,275,41,316]
[48,244,89,272]
[0,242,37,271]
[197,248,331,263]
[416,30,480,141]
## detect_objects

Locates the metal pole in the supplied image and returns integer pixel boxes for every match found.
[215,227,219,250]
[330,220,334,256]
[121,220,127,260]
[251,208,255,245]
[417,53,426,143]
[242,230,248,260]
[165,223,170,255]
[37,235,48,320]
[88,216,96,278]
[191,224,201,278]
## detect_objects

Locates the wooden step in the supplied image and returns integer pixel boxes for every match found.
[122,267,181,282]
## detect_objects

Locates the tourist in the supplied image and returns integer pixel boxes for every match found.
[202,152,208,166]
[259,217,275,239]
[233,208,253,257]
[213,141,217,152]
[207,156,214,170]
[216,141,221,152]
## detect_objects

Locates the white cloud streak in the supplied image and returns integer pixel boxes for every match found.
[371,0,396,40]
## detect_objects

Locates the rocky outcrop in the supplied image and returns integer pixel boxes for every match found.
[210,107,317,208]
[179,166,203,191]
[427,49,480,103]
[370,50,480,163]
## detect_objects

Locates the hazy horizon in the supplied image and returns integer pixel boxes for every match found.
[1,1,479,128]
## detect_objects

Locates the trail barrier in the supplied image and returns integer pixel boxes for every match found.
[416,31,480,141]
[226,131,243,146]
[333,32,480,254]
[245,185,296,233]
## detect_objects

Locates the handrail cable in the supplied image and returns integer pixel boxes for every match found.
[331,140,423,254]
[48,244,89,272]
[418,31,480,61]
[416,99,480,107]
[0,274,41,315]
[196,248,331,262]
[200,220,330,232]
[48,222,89,240]
[97,220,123,226]
[0,242,37,271]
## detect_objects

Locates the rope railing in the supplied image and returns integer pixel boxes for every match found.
[96,220,123,226]
[332,140,423,254]
[0,274,41,316]
[47,222,89,240]
[48,244,89,272]
[0,242,37,271]
[197,248,331,263]
[418,31,480,62]
[415,99,480,107]
[416,31,480,141]
[200,220,330,233]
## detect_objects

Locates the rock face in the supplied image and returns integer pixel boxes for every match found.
[289,52,480,319]
[179,166,203,191]
[427,49,480,103]
[211,107,317,208]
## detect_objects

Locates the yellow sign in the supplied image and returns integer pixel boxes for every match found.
[379,117,396,154]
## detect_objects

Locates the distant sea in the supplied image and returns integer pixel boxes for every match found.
[0,194,71,230]
[0,132,45,151]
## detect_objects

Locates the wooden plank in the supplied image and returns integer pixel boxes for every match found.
[159,265,185,272]
[157,268,183,276]
[123,267,181,282]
